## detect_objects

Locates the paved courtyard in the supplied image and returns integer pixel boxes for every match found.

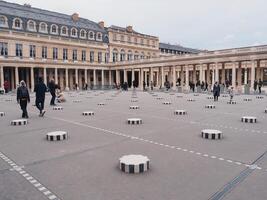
[0,90,267,200]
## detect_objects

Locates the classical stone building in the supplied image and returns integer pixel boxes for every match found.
[0,0,267,92]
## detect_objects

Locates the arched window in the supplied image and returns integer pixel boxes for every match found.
[112,49,118,63]
[0,16,8,27]
[127,50,133,61]
[97,32,102,41]
[140,52,145,59]
[71,28,77,37]
[134,51,139,60]
[80,29,86,38]
[61,26,68,35]
[120,49,125,61]
[51,24,58,34]
[89,31,94,39]
[39,22,47,33]
[13,18,22,29]
[27,20,36,31]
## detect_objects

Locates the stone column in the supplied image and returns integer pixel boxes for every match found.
[31,67,34,92]
[207,64,210,84]
[65,68,69,89]
[55,68,58,85]
[101,70,105,89]
[132,69,135,87]
[244,68,248,85]
[15,67,19,87]
[161,66,164,87]
[185,66,189,89]
[43,67,47,86]
[123,69,127,83]
[199,64,203,82]
[0,66,3,88]
[75,68,78,86]
[232,62,237,88]
[140,68,144,89]
[156,71,159,87]
[237,63,242,86]
[85,69,88,84]
[172,66,176,89]
[221,64,226,84]
[144,70,147,84]
[93,69,97,87]
[149,68,153,84]
[116,70,120,85]
[109,70,112,87]
[215,63,219,82]
[250,60,256,90]
[192,65,196,83]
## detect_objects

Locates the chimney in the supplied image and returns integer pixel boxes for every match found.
[98,21,105,29]
[126,26,133,33]
[71,13,79,22]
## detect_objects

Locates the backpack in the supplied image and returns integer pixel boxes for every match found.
[20,87,28,98]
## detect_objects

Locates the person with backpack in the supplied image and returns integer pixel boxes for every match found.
[34,77,47,117]
[17,80,30,118]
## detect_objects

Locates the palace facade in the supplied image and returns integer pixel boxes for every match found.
[0,0,267,92]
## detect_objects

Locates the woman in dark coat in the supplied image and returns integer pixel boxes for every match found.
[213,82,220,101]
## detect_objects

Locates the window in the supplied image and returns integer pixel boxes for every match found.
[61,26,68,35]
[89,31,94,39]
[71,28,77,37]
[113,34,117,41]
[147,40,150,46]
[97,33,102,41]
[120,50,125,61]
[98,52,102,63]
[0,42,8,57]
[39,22,47,33]
[51,24,58,34]
[134,38,138,44]
[127,36,131,43]
[72,50,77,61]
[42,46,47,59]
[112,49,118,62]
[90,51,94,63]
[80,30,86,38]
[82,50,86,62]
[140,52,145,59]
[63,48,68,60]
[27,20,36,31]
[134,52,139,60]
[127,51,133,61]
[13,18,22,29]
[120,35,124,42]
[53,48,58,60]
[15,44,23,58]
[29,45,36,58]
[141,39,144,45]
[105,53,109,63]
[0,16,8,27]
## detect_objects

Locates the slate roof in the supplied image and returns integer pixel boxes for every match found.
[109,25,158,38]
[160,43,201,54]
[0,0,105,33]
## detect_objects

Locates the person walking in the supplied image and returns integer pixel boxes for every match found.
[253,80,258,93]
[34,77,47,117]
[229,86,234,102]
[258,79,263,94]
[213,82,220,101]
[48,79,57,106]
[17,81,30,118]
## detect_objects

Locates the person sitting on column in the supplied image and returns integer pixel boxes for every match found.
[17,80,30,118]
[34,77,47,117]
[56,89,66,103]
[213,82,220,101]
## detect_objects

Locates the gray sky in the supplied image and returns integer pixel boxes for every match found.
[8,0,267,50]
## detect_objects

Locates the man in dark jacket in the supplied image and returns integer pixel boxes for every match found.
[258,79,263,94]
[17,80,30,118]
[48,79,56,106]
[34,77,47,117]
[213,82,220,101]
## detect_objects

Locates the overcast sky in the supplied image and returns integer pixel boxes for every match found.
[8,0,267,50]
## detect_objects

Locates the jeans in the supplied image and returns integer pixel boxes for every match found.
[36,98,45,113]
[20,99,28,118]
[50,92,56,105]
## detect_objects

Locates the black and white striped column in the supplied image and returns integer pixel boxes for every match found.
[11,119,28,126]
[0,112,5,117]
[205,105,216,109]
[174,110,187,115]
[163,102,171,105]
[82,111,95,116]
[241,116,257,123]
[201,129,223,140]
[227,101,237,104]
[119,155,150,174]
[46,131,68,141]
[129,106,140,110]
[127,118,142,125]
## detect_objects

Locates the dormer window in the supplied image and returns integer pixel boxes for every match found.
[13,18,22,29]
[0,15,8,28]
[51,24,58,34]
[96,32,102,41]
[80,29,86,38]
[71,28,78,37]
[39,22,48,33]
[27,20,36,32]
[89,31,95,40]
[61,26,68,36]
